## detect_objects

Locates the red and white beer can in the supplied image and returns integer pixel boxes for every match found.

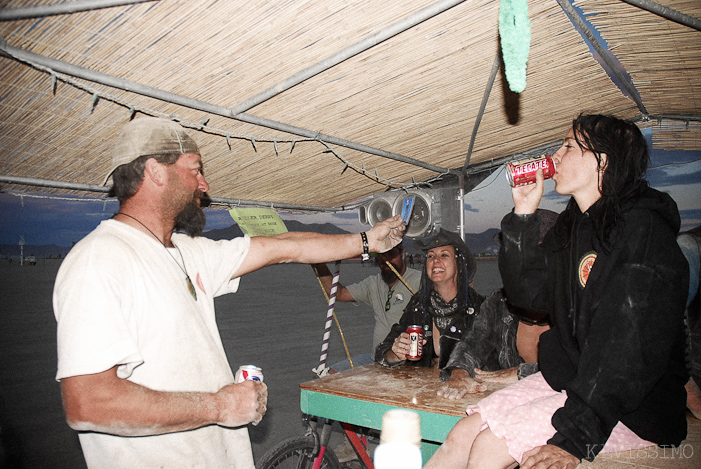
[235,365,264,383]
[406,325,424,361]
[506,154,556,187]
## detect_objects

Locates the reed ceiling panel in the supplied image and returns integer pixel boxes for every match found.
[0,0,698,208]
[576,0,701,117]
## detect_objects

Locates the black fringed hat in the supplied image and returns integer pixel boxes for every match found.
[414,229,476,283]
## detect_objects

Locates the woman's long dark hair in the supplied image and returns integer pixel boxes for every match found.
[561,114,650,252]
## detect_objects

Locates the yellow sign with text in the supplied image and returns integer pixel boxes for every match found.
[229,207,288,237]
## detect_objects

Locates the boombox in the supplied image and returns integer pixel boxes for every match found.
[357,187,460,239]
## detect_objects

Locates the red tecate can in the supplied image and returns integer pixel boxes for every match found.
[406,325,424,361]
[506,154,556,187]
[235,365,264,383]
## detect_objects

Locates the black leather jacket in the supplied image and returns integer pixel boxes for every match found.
[374,287,484,378]
[444,288,540,380]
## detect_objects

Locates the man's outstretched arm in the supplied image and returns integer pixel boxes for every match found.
[234,215,405,277]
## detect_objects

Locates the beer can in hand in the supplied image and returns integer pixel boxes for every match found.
[406,325,424,361]
[506,154,555,187]
[235,365,264,383]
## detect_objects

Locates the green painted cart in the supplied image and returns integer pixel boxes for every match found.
[299,364,482,463]
[257,363,701,468]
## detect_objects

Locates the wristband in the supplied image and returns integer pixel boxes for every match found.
[360,232,370,261]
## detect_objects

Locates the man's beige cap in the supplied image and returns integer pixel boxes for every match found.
[103,116,200,185]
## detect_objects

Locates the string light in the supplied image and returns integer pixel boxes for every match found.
[18,59,447,192]
[318,141,448,189]
[91,92,99,112]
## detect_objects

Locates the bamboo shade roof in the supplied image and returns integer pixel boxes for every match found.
[0,0,699,210]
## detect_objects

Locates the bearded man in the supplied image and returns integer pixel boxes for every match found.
[313,241,421,372]
[53,116,405,469]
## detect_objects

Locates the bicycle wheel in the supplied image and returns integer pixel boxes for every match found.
[256,435,341,469]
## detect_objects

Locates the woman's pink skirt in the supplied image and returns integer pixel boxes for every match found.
[466,372,654,463]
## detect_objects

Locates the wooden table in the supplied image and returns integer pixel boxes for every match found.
[299,363,701,468]
[300,363,500,461]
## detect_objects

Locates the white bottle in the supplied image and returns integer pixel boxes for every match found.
[373,409,422,469]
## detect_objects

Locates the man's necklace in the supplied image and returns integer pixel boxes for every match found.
[116,212,197,301]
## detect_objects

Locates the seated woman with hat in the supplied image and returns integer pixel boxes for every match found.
[375,229,485,395]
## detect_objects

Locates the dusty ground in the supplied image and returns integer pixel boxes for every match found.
[0,257,501,468]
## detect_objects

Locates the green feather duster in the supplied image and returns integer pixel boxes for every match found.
[499,0,531,93]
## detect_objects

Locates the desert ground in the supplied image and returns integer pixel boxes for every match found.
[0,257,502,468]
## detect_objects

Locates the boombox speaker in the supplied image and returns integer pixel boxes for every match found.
[358,188,460,239]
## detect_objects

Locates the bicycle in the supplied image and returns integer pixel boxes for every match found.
[256,414,377,469]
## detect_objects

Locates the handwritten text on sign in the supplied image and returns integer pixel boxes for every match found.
[229,208,288,236]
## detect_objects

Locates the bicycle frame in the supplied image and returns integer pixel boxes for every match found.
[307,416,375,469]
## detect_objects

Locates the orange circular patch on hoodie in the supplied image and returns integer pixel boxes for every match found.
[578,253,597,288]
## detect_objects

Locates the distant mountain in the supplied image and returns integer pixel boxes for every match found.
[202,223,501,256]
[202,220,351,241]
[201,224,245,241]
[283,220,352,235]
[0,224,500,259]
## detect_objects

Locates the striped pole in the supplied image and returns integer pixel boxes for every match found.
[312,261,341,377]
[314,273,354,368]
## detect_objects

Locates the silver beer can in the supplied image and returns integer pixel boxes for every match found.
[235,365,264,383]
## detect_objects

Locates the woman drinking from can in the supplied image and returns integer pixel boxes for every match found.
[424,114,689,468]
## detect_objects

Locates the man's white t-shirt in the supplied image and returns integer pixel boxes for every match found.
[54,219,253,468]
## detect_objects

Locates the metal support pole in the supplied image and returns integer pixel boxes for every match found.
[458,173,465,241]
[619,0,701,31]
[463,54,501,173]
[556,0,648,115]
[229,0,468,115]
[0,0,158,21]
[0,42,455,176]
[0,174,348,212]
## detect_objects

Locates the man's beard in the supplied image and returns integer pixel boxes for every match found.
[380,258,404,285]
[380,268,399,285]
[174,191,209,237]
